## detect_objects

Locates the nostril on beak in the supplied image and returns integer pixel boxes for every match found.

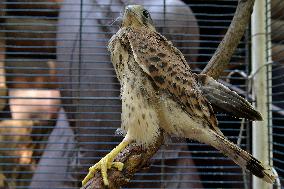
[124,6,134,16]
[125,5,136,12]
[125,6,131,12]
[124,8,130,15]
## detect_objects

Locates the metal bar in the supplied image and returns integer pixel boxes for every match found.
[265,0,274,171]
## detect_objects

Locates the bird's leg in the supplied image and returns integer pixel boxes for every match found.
[82,137,132,186]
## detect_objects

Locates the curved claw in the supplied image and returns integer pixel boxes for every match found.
[82,169,95,186]
[112,162,124,171]
[82,157,124,186]
[82,139,131,186]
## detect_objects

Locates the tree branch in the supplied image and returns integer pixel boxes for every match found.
[82,0,255,188]
[201,0,255,79]
[81,133,163,189]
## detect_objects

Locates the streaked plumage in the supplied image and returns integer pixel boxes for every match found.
[194,73,263,121]
[82,5,276,186]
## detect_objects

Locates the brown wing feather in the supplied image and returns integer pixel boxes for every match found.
[126,27,222,135]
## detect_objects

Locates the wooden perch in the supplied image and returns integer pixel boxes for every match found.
[82,134,163,189]
[201,0,255,80]
[82,0,256,188]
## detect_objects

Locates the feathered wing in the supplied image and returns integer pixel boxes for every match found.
[194,74,263,121]
[126,27,223,136]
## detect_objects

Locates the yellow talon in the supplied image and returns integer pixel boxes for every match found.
[112,162,124,171]
[82,139,131,186]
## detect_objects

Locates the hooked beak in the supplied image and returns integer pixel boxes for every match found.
[121,5,143,28]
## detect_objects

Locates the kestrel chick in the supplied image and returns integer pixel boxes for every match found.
[82,5,276,186]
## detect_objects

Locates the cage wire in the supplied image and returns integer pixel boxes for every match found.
[0,0,278,188]
[266,0,284,187]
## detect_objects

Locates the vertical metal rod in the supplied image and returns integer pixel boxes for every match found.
[245,24,251,188]
[265,0,273,167]
[265,1,281,188]
[76,0,83,187]
[251,0,272,189]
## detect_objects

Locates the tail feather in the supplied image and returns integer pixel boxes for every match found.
[194,129,276,184]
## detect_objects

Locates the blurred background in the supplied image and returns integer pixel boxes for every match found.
[0,0,283,188]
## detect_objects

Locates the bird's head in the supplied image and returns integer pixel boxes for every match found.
[121,5,156,31]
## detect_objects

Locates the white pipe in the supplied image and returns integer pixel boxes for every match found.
[251,0,272,189]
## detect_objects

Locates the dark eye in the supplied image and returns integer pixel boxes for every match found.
[142,9,150,18]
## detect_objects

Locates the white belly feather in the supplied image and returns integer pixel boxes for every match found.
[158,94,205,140]
[121,76,160,147]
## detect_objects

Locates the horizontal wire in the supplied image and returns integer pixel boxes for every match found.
[2,1,278,188]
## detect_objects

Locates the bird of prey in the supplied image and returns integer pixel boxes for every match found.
[82,5,276,186]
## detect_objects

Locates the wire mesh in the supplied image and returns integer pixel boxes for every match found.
[266,0,284,187]
[0,0,255,188]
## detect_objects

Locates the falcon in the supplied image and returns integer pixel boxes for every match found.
[82,5,276,186]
